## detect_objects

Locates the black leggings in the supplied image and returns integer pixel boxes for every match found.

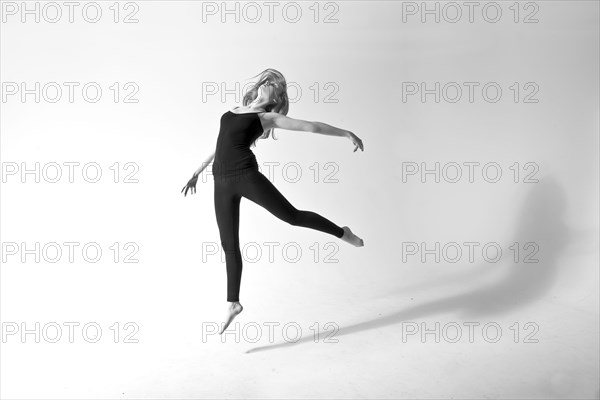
[213,168,345,302]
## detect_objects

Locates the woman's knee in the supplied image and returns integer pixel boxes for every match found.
[286,209,304,226]
[220,238,240,252]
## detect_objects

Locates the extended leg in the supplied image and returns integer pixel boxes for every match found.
[214,180,243,302]
[240,171,345,238]
[214,178,246,334]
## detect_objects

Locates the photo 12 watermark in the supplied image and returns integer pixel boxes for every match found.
[2,162,140,183]
[400,320,540,343]
[401,241,540,263]
[401,82,540,103]
[201,240,341,264]
[202,320,340,344]
[1,1,140,24]
[201,80,341,104]
[1,82,140,104]
[2,321,140,343]
[400,2,540,24]
[1,241,140,264]
[200,1,340,24]
[400,161,540,183]
[197,160,342,184]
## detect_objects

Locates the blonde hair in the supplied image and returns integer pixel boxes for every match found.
[243,68,289,148]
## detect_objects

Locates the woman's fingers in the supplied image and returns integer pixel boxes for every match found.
[349,133,364,152]
[181,176,199,196]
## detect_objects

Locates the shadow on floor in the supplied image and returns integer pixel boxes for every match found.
[247,174,570,353]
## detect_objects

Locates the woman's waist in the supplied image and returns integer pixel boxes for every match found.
[212,156,258,176]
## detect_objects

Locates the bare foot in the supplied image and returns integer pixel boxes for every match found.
[341,226,364,247]
[219,301,243,334]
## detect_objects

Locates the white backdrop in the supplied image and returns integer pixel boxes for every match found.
[1,1,598,399]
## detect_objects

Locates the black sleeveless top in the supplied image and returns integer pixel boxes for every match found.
[213,110,264,178]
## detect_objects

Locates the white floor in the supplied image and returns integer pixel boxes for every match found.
[1,211,598,399]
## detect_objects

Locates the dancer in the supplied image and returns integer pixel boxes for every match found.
[182,68,364,334]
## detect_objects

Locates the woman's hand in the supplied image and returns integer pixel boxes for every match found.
[347,131,364,152]
[181,174,198,197]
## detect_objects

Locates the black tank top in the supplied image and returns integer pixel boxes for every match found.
[213,110,264,177]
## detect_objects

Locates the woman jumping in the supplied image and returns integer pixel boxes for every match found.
[182,68,365,334]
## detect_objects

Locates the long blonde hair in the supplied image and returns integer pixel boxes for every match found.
[243,68,289,148]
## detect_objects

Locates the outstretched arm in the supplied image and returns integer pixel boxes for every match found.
[263,113,364,152]
[182,148,215,197]
[193,150,215,177]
